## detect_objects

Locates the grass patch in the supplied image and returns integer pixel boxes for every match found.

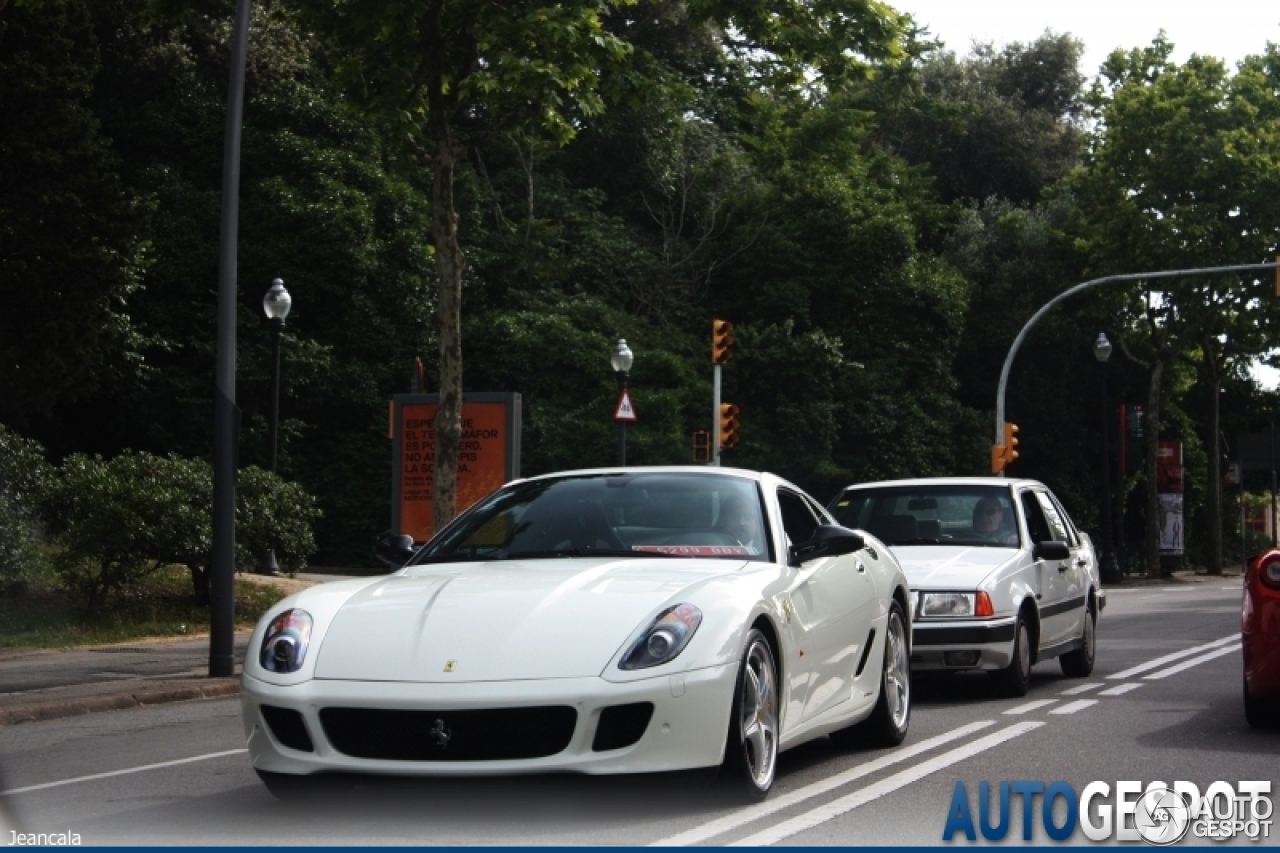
[0,563,287,651]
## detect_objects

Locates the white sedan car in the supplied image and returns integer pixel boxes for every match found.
[242,467,912,800]
[828,477,1103,696]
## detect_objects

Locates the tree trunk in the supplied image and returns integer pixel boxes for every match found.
[191,564,210,605]
[430,123,464,537]
[1144,360,1164,577]
[1207,370,1223,575]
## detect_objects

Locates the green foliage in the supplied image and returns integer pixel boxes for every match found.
[235,465,321,575]
[0,426,53,594]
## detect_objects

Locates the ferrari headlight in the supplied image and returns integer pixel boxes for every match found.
[619,604,702,670]
[920,592,974,618]
[260,608,313,673]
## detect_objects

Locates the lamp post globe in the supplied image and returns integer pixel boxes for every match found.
[612,339,633,466]
[1094,332,1121,582]
[259,278,291,576]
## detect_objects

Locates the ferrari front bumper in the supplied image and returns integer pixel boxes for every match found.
[241,663,737,777]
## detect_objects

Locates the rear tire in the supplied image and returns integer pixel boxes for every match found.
[992,613,1031,697]
[830,602,911,749]
[255,768,355,800]
[1059,601,1096,677]
[1244,673,1280,729]
[720,629,778,801]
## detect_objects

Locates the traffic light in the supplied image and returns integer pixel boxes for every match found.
[991,421,1020,473]
[712,319,734,365]
[719,403,740,449]
[693,430,711,463]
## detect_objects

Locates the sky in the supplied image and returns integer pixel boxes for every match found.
[893,1,1280,79]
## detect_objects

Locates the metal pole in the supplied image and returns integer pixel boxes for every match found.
[1099,361,1120,583]
[258,317,283,575]
[616,371,627,467]
[210,0,251,678]
[712,363,721,467]
[995,261,1280,474]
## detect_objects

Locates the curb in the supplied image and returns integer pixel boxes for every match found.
[0,678,240,727]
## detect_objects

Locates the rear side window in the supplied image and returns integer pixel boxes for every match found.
[1020,492,1054,544]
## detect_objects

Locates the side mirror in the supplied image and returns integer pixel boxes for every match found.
[374,532,417,567]
[790,524,865,567]
[1033,540,1070,562]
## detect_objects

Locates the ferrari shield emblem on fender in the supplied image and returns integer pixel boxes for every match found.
[443,660,456,672]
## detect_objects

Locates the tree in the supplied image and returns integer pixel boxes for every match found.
[292,0,907,534]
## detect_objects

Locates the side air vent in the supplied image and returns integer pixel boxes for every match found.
[592,702,654,752]
[260,705,315,753]
[854,629,878,677]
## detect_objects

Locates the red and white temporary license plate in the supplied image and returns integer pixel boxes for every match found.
[632,545,750,556]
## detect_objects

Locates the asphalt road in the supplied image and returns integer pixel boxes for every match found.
[2,580,1276,846]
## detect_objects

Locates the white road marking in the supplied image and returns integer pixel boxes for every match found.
[1099,683,1143,696]
[1050,699,1098,715]
[729,722,1045,847]
[1143,644,1242,680]
[1003,699,1057,715]
[650,720,995,846]
[1108,634,1238,679]
[1060,682,1103,695]
[2,748,249,796]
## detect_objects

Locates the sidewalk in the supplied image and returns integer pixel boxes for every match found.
[0,572,347,727]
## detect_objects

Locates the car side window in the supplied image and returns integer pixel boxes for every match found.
[805,494,835,526]
[1045,492,1081,546]
[1034,492,1071,543]
[1020,492,1054,544]
[778,489,820,545]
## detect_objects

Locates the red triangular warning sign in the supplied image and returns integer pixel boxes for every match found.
[613,389,638,422]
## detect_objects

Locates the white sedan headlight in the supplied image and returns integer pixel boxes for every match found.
[917,591,994,618]
[619,604,702,670]
[259,608,313,673]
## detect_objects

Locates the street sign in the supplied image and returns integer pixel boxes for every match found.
[614,389,637,422]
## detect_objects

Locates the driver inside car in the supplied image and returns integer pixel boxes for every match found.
[715,493,766,553]
[972,496,1017,546]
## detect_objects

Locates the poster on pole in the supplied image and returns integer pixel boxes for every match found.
[391,393,521,542]
[1157,440,1183,555]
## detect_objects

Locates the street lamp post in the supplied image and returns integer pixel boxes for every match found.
[1094,332,1121,583]
[611,339,633,466]
[259,278,292,576]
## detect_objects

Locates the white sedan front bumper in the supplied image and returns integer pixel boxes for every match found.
[909,617,1017,671]
[241,663,737,777]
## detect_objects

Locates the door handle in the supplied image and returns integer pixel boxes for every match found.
[1058,563,1069,573]
[1074,558,1088,568]
[856,560,867,574]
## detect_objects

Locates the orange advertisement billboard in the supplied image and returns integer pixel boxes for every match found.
[392,393,521,542]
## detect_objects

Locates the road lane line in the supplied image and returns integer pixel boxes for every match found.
[1099,683,1143,696]
[1003,699,1057,715]
[729,722,1044,847]
[1050,699,1098,715]
[1143,644,1241,680]
[1060,683,1103,695]
[1108,635,1238,679]
[2,748,248,795]
[650,720,995,846]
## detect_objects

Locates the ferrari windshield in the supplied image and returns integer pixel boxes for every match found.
[830,485,1021,549]
[412,472,772,563]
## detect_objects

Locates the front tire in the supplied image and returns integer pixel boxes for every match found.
[1059,601,1096,677]
[992,613,1031,697]
[720,629,779,801]
[830,601,911,749]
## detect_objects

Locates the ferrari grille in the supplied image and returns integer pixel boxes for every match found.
[318,706,577,761]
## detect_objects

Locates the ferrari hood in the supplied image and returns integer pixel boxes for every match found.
[889,545,1019,589]
[312,558,744,682]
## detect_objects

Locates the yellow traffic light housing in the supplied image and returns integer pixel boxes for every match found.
[719,403,740,449]
[991,421,1020,473]
[693,430,711,463]
[712,319,734,365]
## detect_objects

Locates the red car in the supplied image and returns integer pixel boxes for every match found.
[1243,550,1280,727]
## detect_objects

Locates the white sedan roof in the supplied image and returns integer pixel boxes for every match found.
[837,477,1045,490]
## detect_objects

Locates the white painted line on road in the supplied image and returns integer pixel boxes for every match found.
[2,748,248,796]
[1098,683,1143,696]
[650,720,996,847]
[1108,634,1238,679]
[1143,644,1242,680]
[1003,699,1057,715]
[1050,699,1098,715]
[1060,682,1103,695]
[729,722,1044,847]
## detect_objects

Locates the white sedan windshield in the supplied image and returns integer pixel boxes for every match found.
[831,485,1020,548]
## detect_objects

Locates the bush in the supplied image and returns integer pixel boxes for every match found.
[0,425,51,594]
[236,466,321,576]
[42,452,320,609]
